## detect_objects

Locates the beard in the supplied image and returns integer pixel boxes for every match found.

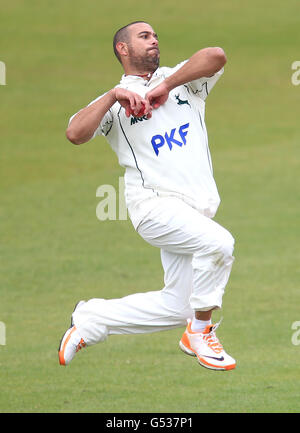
[127,45,160,73]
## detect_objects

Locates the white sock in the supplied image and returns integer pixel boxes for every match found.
[191,317,212,332]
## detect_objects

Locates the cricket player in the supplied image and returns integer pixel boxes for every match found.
[59,21,236,371]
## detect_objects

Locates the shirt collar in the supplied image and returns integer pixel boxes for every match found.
[119,68,162,86]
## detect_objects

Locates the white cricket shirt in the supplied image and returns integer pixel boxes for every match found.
[71,61,224,229]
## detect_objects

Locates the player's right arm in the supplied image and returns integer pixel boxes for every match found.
[66,88,151,145]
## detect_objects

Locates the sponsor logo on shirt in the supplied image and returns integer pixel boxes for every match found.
[151,123,190,156]
[130,115,149,125]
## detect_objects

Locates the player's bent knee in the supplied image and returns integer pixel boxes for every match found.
[207,231,235,265]
[219,232,235,259]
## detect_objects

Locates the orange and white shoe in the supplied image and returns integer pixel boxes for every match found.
[58,301,87,366]
[58,325,86,366]
[179,320,236,371]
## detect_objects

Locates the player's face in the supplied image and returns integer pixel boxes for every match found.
[127,23,160,73]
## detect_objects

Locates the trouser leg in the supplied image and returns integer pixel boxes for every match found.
[160,249,194,318]
[72,288,191,345]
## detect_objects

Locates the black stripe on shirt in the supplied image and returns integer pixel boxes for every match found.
[117,107,157,195]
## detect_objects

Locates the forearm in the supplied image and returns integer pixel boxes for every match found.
[164,47,227,91]
[66,89,117,145]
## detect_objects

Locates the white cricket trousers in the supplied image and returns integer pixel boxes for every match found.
[72,197,235,345]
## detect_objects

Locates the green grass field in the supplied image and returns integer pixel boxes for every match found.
[1,0,300,413]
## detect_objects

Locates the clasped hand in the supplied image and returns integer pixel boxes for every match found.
[114,82,170,119]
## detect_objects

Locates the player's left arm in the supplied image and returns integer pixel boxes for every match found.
[146,47,226,109]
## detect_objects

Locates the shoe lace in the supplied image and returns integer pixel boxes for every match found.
[203,318,223,354]
[76,338,86,352]
[203,331,223,353]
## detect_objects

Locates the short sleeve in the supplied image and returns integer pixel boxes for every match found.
[68,93,114,139]
[88,94,114,137]
[188,67,224,101]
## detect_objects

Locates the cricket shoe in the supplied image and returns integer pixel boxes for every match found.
[58,300,86,366]
[179,319,236,371]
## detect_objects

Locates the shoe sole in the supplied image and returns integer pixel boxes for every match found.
[179,338,236,371]
[179,340,196,357]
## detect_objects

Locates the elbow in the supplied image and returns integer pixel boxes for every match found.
[196,47,227,76]
[66,127,82,145]
[211,47,227,69]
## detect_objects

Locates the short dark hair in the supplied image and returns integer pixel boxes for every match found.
[113,21,149,63]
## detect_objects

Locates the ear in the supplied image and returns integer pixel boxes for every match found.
[116,41,129,58]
